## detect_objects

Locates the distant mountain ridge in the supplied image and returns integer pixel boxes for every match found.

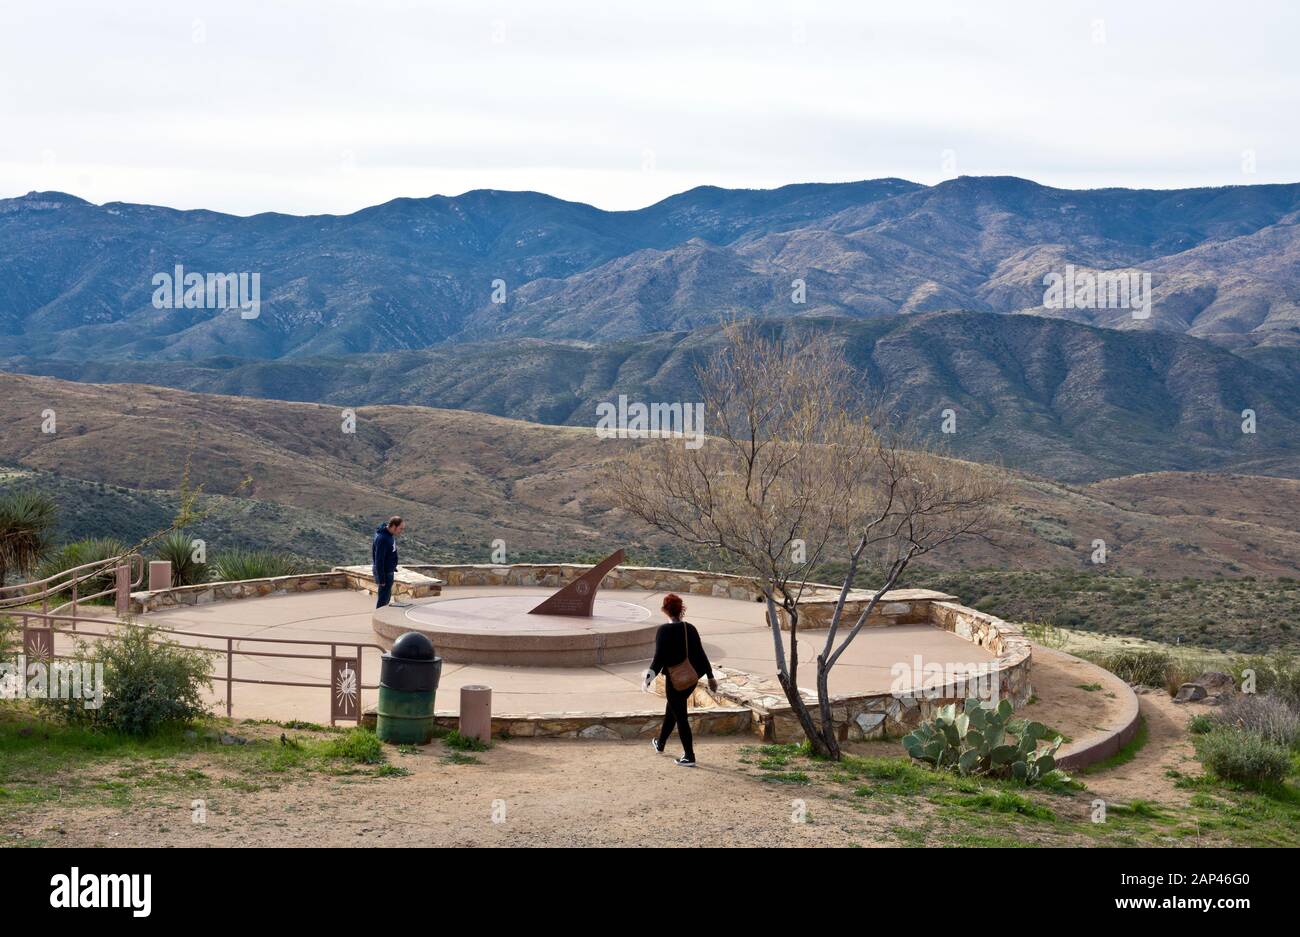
[4,176,1300,361]
[8,313,1298,483]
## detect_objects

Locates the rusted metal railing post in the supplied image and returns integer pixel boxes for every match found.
[115,564,130,616]
[226,637,233,717]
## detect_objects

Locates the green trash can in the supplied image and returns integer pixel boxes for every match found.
[376,632,442,744]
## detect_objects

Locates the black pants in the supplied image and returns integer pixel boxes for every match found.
[376,581,393,608]
[657,683,694,760]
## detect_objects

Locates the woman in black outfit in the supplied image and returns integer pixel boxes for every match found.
[646,593,717,767]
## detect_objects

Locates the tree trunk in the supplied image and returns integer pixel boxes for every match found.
[815,657,842,760]
[766,592,837,757]
[775,670,836,757]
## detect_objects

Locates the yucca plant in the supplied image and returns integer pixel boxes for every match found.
[154,531,209,586]
[209,549,308,582]
[0,491,57,588]
[36,537,130,601]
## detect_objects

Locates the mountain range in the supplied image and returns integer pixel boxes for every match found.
[2,176,1298,487]
[3,176,1300,363]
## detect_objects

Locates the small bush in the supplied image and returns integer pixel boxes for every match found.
[36,623,213,736]
[1187,714,1216,735]
[209,550,310,582]
[1021,621,1070,649]
[1196,729,1291,788]
[1211,694,1300,748]
[37,538,130,600]
[1230,654,1300,708]
[1101,649,1173,687]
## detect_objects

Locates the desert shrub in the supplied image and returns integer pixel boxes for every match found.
[1211,694,1300,748]
[1100,649,1173,687]
[1230,653,1300,707]
[36,623,213,736]
[1187,713,1216,735]
[37,538,130,600]
[209,550,309,582]
[1021,620,1070,649]
[1196,729,1291,788]
[153,531,209,586]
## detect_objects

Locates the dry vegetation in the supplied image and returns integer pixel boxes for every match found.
[2,373,1299,578]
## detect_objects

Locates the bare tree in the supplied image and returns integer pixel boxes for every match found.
[609,320,1004,759]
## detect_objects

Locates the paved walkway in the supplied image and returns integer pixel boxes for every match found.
[123,586,994,723]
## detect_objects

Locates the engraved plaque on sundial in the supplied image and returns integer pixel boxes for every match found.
[528,549,625,617]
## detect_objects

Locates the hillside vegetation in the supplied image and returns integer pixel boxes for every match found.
[2,372,1299,580]
[9,313,1298,483]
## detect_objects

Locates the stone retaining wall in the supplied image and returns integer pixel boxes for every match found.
[701,601,1034,744]
[361,706,752,739]
[405,563,952,621]
[336,565,443,599]
[780,588,956,630]
[404,563,765,602]
[130,565,443,613]
[129,572,348,614]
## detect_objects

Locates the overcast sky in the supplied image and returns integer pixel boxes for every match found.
[1,0,1297,216]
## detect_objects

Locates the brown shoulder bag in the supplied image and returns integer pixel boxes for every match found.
[666,622,699,691]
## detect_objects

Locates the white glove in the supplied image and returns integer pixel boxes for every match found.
[640,669,655,693]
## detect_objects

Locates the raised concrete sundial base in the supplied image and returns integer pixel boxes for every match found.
[377,594,658,666]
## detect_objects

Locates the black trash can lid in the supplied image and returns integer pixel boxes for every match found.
[389,631,436,660]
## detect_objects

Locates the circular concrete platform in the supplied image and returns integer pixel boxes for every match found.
[374,594,658,666]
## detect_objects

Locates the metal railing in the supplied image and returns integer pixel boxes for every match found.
[0,553,144,619]
[7,609,383,725]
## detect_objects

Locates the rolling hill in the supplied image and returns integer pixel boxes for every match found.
[7,313,1297,483]
[1,371,1298,579]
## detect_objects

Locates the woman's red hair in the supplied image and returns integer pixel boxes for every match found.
[662,593,685,618]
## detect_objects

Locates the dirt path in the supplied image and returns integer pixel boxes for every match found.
[6,737,908,848]
[1083,690,1203,806]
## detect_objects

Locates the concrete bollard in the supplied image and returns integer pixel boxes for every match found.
[459,685,492,744]
[149,561,173,592]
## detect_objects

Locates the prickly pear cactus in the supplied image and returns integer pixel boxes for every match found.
[901,698,1065,784]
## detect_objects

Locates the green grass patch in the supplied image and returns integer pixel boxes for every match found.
[0,707,400,815]
[442,752,481,766]
[934,790,1057,821]
[1079,717,1148,774]
[444,730,490,752]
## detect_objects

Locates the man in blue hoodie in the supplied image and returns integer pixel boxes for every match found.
[371,515,404,608]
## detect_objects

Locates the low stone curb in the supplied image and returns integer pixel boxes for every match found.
[1052,653,1142,772]
[362,706,753,739]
